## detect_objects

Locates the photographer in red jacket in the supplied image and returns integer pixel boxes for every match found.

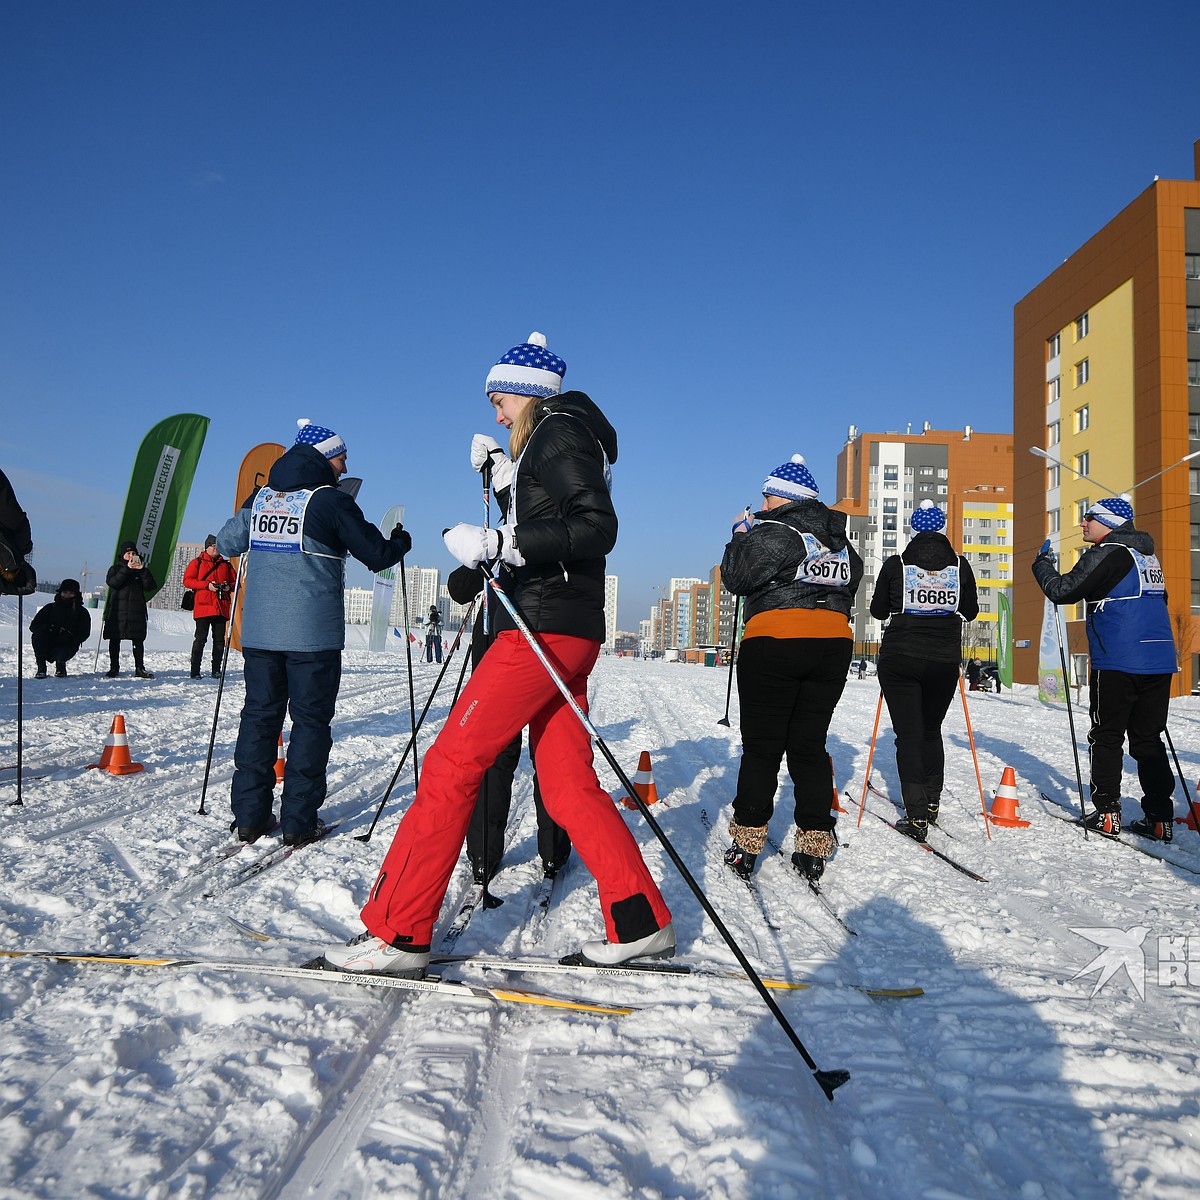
[183,535,237,679]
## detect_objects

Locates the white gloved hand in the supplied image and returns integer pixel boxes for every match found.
[731,507,754,534]
[498,524,526,567]
[470,433,515,492]
[443,523,501,569]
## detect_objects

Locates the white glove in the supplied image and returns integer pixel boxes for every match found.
[731,507,754,534]
[470,433,514,492]
[498,524,526,567]
[443,523,501,569]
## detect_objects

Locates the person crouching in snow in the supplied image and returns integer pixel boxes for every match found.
[322,332,673,977]
[869,500,978,842]
[719,454,862,885]
[30,578,90,677]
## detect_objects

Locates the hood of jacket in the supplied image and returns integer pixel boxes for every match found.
[900,530,959,569]
[753,499,850,550]
[532,391,618,465]
[267,443,339,493]
[1100,522,1156,557]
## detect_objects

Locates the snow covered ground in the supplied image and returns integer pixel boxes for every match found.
[1,594,1199,1199]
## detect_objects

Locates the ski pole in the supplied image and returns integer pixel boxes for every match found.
[355,598,476,843]
[1163,726,1200,835]
[856,690,884,828]
[9,593,24,808]
[1051,604,1089,835]
[398,551,420,795]
[198,555,247,816]
[481,564,849,1101]
[716,595,740,727]
[480,460,497,909]
[956,671,991,841]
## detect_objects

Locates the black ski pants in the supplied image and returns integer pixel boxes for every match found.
[1087,669,1175,819]
[731,635,851,833]
[31,629,81,670]
[876,653,959,821]
[466,730,570,877]
[191,616,227,675]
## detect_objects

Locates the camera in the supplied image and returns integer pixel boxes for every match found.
[214,582,231,596]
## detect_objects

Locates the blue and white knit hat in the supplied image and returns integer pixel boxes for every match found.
[762,454,819,501]
[484,331,567,399]
[294,419,347,459]
[910,499,947,533]
[1087,493,1134,529]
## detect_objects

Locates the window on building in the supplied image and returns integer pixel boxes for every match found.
[1048,510,1060,534]
[937,485,947,495]
[1048,376,1061,404]
[1191,469,1200,496]
[1047,420,1060,446]
[963,518,974,528]
[1190,414,1200,441]
[919,466,934,476]
[882,534,897,549]
[1188,254,1200,280]
[1075,312,1089,340]
[978,519,991,528]
[883,465,898,481]
[883,515,896,530]
[937,468,949,479]
[1192,523,1200,550]
[1075,405,1089,432]
[1076,498,1091,524]
[1189,361,1200,388]
[978,552,992,563]
[1189,307,1200,334]
[1075,451,1090,478]
[978,535,992,545]
[1048,332,1061,357]
[979,601,991,614]
[1193,579,1200,613]
[1075,359,1090,386]
[1048,464,1060,488]
[883,498,897,512]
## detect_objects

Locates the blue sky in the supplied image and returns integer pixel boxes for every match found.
[2,2,1197,628]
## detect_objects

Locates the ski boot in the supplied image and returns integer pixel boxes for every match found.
[283,818,326,848]
[927,797,941,826]
[1126,816,1172,844]
[791,828,835,884]
[579,921,676,965]
[724,819,768,879]
[1082,803,1121,837]
[723,844,757,878]
[895,816,928,843]
[322,930,429,977]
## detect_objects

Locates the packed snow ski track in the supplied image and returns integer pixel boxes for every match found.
[2,616,1200,1198]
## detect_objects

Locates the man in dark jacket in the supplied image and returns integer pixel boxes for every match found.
[0,467,36,596]
[424,604,443,663]
[30,579,91,677]
[218,419,410,846]
[103,541,158,677]
[1033,493,1177,840]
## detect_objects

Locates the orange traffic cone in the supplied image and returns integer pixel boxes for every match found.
[274,734,285,786]
[86,713,145,776]
[986,766,1029,828]
[622,751,659,809]
[830,755,847,813]
[1175,785,1200,830]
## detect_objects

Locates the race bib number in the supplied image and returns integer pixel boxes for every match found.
[902,563,960,615]
[1130,549,1165,595]
[250,488,310,553]
[794,532,850,587]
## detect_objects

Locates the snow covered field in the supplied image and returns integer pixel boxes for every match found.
[1,594,1199,1199]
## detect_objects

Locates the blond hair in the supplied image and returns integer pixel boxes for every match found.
[507,400,539,459]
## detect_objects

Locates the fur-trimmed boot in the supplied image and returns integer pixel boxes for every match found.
[791,828,836,883]
[723,818,768,878]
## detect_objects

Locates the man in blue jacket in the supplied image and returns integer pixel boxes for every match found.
[218,420,410,845]
[1032,494,1178,840]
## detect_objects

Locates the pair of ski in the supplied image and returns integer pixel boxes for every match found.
[848,785,988,884]
[1037,792,1200,877]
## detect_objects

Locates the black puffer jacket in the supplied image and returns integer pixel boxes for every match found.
[498,390,617,643]
[870,532,979,665]
[103,541,158,640]
[720,499,863,623]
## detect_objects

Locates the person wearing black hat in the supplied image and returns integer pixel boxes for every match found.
[1033,493,1178,839]
[183,535,237,678]
[29,579,91,677]
[424,604,443,663]
[869,500,979,841]
[103,541,158,678]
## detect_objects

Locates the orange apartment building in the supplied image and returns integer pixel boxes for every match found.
[1013,140,1200,694]
[836,425,1014,657]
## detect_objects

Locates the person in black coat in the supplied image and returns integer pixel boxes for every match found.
[719,453,863,885]
[869,500,979,841]
[103,540,158,678]
[30,578,91,677]
[0,467,36,596]
[424,604,443,663]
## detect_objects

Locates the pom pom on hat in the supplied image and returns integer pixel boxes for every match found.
[910,500,947,533]
[295,418,347,460]
[485,331,567,399]
[762,454,819,501]
[1087,493,1134,529]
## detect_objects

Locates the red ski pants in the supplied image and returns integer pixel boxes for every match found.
[360,630,671,949]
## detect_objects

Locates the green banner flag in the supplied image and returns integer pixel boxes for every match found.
[997,589,1013,689]
[110,413,210,602]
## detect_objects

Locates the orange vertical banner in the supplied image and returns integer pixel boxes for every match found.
[228,442,285,652]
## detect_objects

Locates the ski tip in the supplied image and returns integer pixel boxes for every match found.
[814,1067,851,1101]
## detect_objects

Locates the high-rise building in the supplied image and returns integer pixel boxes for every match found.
[392,565,441,628]
[150,542,203,610]
[1014,140,1200,693]
[344,587,372,624]
[604,575,618,648]
[835,425,1013,654]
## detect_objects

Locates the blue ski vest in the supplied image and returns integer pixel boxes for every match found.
[1088,548,1176,674]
